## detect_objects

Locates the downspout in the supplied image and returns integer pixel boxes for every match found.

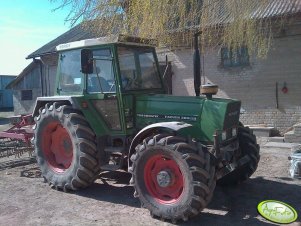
[34,59,45,96]
[276,82,279,109]
[36,58,50,96]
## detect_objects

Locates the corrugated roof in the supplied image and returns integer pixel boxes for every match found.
[251,0,301,18]
[6,61,38,89]
[27,0,301,59]
[206,0,301,25]
[27,24,96,59]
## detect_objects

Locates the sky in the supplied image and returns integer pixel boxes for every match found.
[0,0,72,75]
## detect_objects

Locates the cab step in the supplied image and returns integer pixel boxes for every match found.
[101,164,121,171]
[104,147,125,153]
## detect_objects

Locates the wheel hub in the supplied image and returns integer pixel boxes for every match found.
[156,170,172,187]
[144,154,184,204]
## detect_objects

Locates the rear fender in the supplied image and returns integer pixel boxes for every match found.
[128,122,193,167]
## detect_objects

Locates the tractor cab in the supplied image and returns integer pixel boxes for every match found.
[56,35,165,96]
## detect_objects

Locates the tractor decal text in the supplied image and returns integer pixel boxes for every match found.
[137,113,198,122]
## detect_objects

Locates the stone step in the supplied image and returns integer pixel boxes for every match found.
[263,142,301,151]
[247,126,275,137]
[293,123,301,128]
[284,131,301,143]
[293,127,301,135]
[267,137,285,142]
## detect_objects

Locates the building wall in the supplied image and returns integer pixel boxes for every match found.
[11,54,59,115]
[157,29,301,132]
[0,75,16,109]
[12,64,42,115]
[12,88,42,115]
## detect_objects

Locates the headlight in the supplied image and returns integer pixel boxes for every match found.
[222,131,227,140]
[232,128,237,137]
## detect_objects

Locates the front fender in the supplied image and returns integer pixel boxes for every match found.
[32,96,80,117]
[128,121,193,167]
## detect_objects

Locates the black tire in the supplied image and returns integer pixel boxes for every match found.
[130,134,216,222]
[218,126,260,186]
[33,102,101,191]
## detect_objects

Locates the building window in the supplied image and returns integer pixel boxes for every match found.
[221,46,249,67]
[21,90,32,100]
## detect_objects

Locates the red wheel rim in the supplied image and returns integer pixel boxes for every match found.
[144,154,184,204]
[41,121,73,173]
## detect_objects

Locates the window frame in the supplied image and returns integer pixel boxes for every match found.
[21,90,33,101]
[221,46,250,68]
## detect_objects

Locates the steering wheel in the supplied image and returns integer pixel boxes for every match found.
[122,77,133,90]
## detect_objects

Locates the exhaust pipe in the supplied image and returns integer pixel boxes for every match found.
[193,32,219,99]
[193,32,202,96]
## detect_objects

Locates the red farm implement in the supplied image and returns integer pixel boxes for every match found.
[0,114,34,158]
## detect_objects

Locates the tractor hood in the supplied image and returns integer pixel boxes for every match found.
[135,94,241,142]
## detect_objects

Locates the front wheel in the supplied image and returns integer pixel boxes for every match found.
[130,135,216,222]
[33,103,101,191]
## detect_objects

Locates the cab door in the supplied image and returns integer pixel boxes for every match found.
[84,47,124,134]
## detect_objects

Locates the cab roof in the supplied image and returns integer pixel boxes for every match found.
[56,34,157,52]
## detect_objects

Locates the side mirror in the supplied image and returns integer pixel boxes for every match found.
[81,49,93,74]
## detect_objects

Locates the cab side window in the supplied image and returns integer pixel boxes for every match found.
[87,48,115,93]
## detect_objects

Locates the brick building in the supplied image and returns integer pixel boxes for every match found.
[157,0,301,133]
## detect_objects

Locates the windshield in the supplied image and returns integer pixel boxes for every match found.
[59,48,115,95]
[118,46,162,91]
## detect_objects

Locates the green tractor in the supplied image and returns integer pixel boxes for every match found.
[32,35,260,222]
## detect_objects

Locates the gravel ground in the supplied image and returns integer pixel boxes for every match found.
[0,139,300,226]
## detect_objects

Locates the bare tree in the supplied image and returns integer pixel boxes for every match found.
[51,0,293,56]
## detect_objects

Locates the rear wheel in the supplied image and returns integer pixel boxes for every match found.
[130,135,216,222]
[218,126,260,186]
[33,103,101,191]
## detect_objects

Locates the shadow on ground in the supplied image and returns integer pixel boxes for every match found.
[75,171,140,208]
[184,177,301,226]
[77,171,301,225]
[19,167,300,225]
